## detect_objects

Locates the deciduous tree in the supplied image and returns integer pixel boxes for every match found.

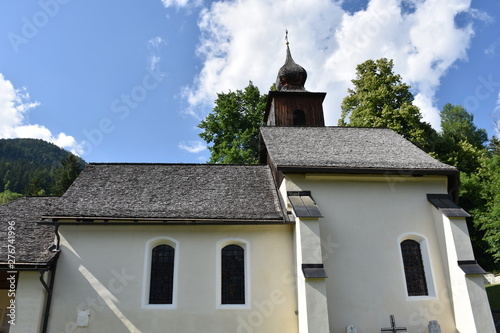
[434,104,488,174]
[338,58,436,151]
[198,82,267,164]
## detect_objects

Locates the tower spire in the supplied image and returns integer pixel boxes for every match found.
[276,30,307,92]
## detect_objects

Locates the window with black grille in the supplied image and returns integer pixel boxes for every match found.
[149,244,175,304]
[400,240,428,296]
[221,244,245,304]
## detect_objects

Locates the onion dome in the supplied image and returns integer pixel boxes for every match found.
[276,33,307,92]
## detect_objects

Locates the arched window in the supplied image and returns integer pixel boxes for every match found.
[221,244,245,304]
[149,244,175,304]
[400,239,428,296]
[293,109,306,126]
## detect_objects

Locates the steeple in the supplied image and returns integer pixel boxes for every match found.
[276,31,308,92]
[264,32,326,127]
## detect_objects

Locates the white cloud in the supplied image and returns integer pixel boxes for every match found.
[0,73,84,155]
[161,0,202,9]
[148,36,166,48]
[147,36,167,71]
[485,39,500,56]
[467,8,494,23]
[181,0,478,129]
[178,140,206,153]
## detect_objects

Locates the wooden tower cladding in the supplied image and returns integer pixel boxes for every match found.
[265,91,326,127]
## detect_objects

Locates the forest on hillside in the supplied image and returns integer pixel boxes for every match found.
[0,138,85,203]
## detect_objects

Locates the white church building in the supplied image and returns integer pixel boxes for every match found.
[0,45,496,333]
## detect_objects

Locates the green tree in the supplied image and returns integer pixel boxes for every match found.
[0,190,23,205]
[51,154,83,195]
[488,136,500,156]
[198,82,267,164]
[25,174,46,196]
[433,104,488,174]
[338,58,436,151]
[461,155,500,269]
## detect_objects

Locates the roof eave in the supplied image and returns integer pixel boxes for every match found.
[0,251,60,271]
[276,165,459,176]
[38,217,291,225]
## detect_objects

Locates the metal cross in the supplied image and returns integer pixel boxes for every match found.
[285,29,289,45]
[381,315,407,333]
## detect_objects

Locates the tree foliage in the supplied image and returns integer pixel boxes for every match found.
[51,154,83,196]
[461,155,500,268]
[338,58,436,151]
[0,190,23,205]
[198,82,267,164]
[433,104,488,174]
[0,138,85,203]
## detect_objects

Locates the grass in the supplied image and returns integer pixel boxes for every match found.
[486,284,500,310]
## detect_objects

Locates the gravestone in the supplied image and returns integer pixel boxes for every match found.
[428,320,441,333]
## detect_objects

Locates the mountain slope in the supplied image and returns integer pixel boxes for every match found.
[0,138,85,195]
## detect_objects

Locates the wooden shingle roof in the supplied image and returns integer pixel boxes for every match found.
[45,164,285,222]
[260,127,457,173]
[0,197,58,266]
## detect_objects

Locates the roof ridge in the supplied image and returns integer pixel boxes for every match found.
[87,162,269,167]
[261,126,394,130]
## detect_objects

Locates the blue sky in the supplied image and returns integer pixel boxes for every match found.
[0,0,499,163]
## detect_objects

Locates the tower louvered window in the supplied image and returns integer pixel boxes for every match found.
[149,244,175,304]
[221,244,245,304]
[293,109,306,126]
[401,240,428,296]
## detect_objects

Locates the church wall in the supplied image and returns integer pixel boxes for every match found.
[48,224,298,333]
[284,174,458,333]
[9,271,46,333]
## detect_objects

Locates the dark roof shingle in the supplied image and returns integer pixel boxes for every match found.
[260,127,456,172]
[47,164,284,221]
[0,197,58,265]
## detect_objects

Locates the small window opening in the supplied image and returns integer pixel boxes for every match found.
[293,109,306,126]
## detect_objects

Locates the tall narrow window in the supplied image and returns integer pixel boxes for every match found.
[149,244,175,304]
[401,240,428,296]
[221,244,245,304]
[293,109,306,126]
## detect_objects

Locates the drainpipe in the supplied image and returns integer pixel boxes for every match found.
[40,223,61,333]
[40,255,58,333]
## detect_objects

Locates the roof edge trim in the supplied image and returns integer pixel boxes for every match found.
[277,166,458,175]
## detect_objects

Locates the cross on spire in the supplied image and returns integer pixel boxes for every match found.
[381,315,407,333]
[285,29,289,45]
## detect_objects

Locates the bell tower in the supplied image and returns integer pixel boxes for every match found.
[264,32,326,127]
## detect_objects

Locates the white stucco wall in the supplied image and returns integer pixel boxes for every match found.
[285,174,459,333]
[10,271,46,333]
[48,224,298,333]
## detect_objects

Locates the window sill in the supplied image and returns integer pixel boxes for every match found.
[216,303,249,310]
[142,304,176,309]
